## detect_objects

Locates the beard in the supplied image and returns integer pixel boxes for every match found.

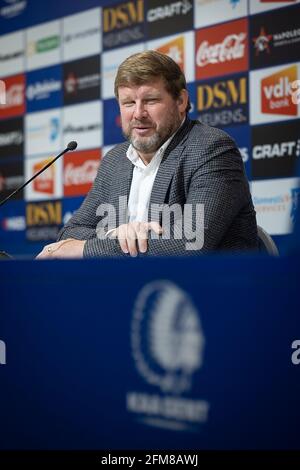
[122,112,182,155]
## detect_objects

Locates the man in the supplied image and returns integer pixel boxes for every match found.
[37,51,257,259]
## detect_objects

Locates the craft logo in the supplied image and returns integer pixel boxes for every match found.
[0,74,25,119]
[147,0,193,39]
[27,35,60,56]
[261,65,298,116]
[197,74,248,127]
[0,340,6,365]
[64,149,100,197]
[196,18,248,80]
[26,200,62,241]
[103,0,145,50]
[32,158,55,195]
[156,36,185,71]
[127,280,209,431]
[0,0,27,19]
[147,0,192,22]
[252,121,300,178]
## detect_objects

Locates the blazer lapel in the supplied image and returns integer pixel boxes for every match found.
[149,147,184,207]
[148,118,193,218]
[110,154,133,226]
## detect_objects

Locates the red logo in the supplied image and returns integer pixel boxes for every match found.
[252,27,273,55]
[195,19,248,80]
[261,65,298,116]
[33,158,55,195]
[0,74,25,119]
[64,149,101,197]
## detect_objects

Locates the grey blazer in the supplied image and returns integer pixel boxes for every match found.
[58,118,258,257]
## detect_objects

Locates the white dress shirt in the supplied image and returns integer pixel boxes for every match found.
[126,135,173,222]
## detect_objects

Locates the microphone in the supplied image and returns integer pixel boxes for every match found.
[0,141,78,208]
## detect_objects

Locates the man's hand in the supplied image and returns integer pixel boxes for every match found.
[110,221,162,257]
[36,239,86,259]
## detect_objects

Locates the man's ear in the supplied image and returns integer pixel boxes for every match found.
[177,89,189,112]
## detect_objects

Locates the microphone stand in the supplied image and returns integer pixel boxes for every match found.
[0,141,78,259]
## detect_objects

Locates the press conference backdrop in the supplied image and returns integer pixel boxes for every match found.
[0,0,300,257]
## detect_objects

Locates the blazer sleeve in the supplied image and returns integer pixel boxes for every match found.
[144,133,252,256]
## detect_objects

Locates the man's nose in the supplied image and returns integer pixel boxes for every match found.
[133,102,148,119]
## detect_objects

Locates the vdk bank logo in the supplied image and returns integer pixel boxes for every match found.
[0,339,6,365]
[127,280,209,430]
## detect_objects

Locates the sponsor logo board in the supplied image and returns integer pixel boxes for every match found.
[250,63,300,124]
[26,199,63,241]
[25,108,61,156]
[250,6,300,69]
[26,65,62,112]
[252,177,300,235]
[63,7,102,62]
[0,158,23,200]
[102,43,144,99]
[147,31,195,83]
[0,116,23,158]
[102,0,145,50]
[252,120,300,179]
[63,101,102,150]
[24,155,63,201]
[63,148,100,197]
[63,55,101,106]
[195,18,248,80]
[194,0,247,29]
[0,73,25,119]
[0,30,24,77]
[250,0,299,15]
[26,20,60,72]
[146,0,193,39]
[197,73,248,128]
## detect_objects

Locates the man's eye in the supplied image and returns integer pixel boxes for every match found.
[122,102,134,107]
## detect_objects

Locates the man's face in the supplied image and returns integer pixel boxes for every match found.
[118,78,188,156]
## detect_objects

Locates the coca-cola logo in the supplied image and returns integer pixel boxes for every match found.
[3,83,24,107]
[196,33,246,67]
[64,160,98,186]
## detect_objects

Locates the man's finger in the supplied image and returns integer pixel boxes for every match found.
[147,221,163,235]
[126,224,138,257]
[137,224,149,253]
